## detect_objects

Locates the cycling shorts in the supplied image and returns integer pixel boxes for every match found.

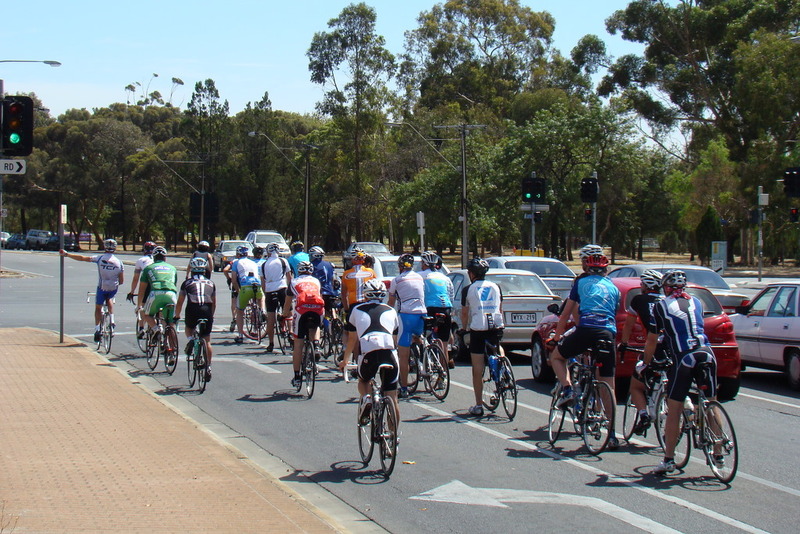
[344,306,358,332]
[95,288,118,306]
[237,284,264,310]
[398,313,425,348]
[357,348,400,392]
[144,290,177,321]
[468,328,503,355]
[667,347,717,402]
[558,326,616,378]
[185,304,214,336]
[426,307,452,341]
[323,295,341,317]
[293,310,322,340]
[266,288,287,313]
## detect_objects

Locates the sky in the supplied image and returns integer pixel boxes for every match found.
[4,1,644,118]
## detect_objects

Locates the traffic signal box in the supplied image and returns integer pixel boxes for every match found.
[1,96,34,156]
[584,208,593,221]
[580,176,599,203]
[784,168,800,198]
[791,207,799,223]
[522,176,546,203]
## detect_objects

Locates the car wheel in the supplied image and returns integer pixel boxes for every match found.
[530,337,554,382]
[717,376,740,400]
[786,350,800,391]
[454,328,470,362]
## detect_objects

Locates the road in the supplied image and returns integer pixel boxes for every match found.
[2,250,799,533]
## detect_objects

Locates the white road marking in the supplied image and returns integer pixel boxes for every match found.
[739,392,800,410]
[212,357,280,373]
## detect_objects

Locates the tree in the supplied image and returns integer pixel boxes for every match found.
[695,205,724,266]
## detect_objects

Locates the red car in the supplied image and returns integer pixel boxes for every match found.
[530,277,741,400]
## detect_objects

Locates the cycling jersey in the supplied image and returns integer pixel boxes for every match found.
[390,270,427,314]
[261,253,289,293]
[461,279,504,331]
[231,257,260,287]
[179,275,216,307]
[311,258,338,296]
[140,260,177,294]
[90,253,124,291]
[627,292,662,335]
[133,254,153,274]
[650,293,709,357]
[289,274,325,316]
[348,301,399,353]
[421,269,454,308]
[190,250,213,277]
[288,251,310,276]
[341,265,376,308]
[567,273,620,332]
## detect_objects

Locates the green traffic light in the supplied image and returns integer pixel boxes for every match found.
[9,132,21,144]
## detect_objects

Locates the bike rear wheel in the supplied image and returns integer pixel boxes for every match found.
[621,393,638,442]
[187,340,197,388]
[548,385,566,445]
[328,319,344,359]
[425,345,450,400]
[498,358,517,420]
[358,400,375,464]
[146,331,160,371]
[379,396,399,476]
[196,341,208,393]
[407,344,421,394]
[101,313,113,354]
[673,410,691,469]
[702,400,738,483]
[302,340,316,398]
[136,314,147,353]
[163,325,179,375]
[481,365,500,412]
[582,380,615,455]
[654,390,670,451]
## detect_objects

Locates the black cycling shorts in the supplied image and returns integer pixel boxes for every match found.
[185,304,214,336]
[358,349,399,392]
[558,326,616,378]
[344,307,357,332]
[468,329,503,355]
[265,288,287,313]
[296,311,321,340]
[667,347,717,402]
[426,307,452,341]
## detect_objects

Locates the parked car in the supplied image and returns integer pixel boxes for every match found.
[4,233,26,249]
[485,256,576,300]
[25,229,54,250]
[244,230,290,257]
[212,240,252,271]
[608,263,748,312]
[342,241,391,269]
[448,268,560,354]
[530,277,741,400]
[731,282,800,390]
[45,234,79,251]
[0,232,9,248]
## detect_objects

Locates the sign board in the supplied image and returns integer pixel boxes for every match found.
[0,159,26,174]
[60,204,68,225]
[520,204,550,212]
[711,241,727,274]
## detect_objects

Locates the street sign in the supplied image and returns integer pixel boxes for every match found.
[520,203,550,212]
[0,159,26,174]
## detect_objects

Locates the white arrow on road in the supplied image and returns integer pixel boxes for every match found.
[412,480,681,534]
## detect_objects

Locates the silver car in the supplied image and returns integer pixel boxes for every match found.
[373,255,450,290]
[245,230,290,257]
[448,268,560,352]
[485,256,576,300]
[212,240,252,271]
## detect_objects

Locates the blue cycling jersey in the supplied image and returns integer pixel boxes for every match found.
[567,273,620,332]
[421,270,453,308]
[311,258,338,296]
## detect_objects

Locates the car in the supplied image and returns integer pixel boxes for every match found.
[607,263,748,312]
[342,241,391,269]
[244,230,290,257]
[530,277,741,400]
[0,231,9,248]
[731,281,800,390]
[4,233,26,250]
[448,268,560,354]
[44,234,80,251]
[371,255,451,290]
[485,256,576,300]
[25,229,54,250]
[212,240,252,271]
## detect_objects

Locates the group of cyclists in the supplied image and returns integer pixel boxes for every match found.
[63,238,721,478]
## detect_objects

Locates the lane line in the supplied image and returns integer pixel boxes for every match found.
[738,392,800,410]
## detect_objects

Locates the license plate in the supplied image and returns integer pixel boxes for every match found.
[511,313,536,324]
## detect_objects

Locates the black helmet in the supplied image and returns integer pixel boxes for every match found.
[291,241,304,253]
[467,258,489,278]
[397,253,415,270]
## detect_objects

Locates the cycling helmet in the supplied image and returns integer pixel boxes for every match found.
[189,257,209,273]
[640,269,663,291]
[291,241,305,253]
[661,269,687,289]
[236,245,249,257]
[267,242,281,254]
[103,238,117,252]
[362,278,386,301]
[351,247,366,265]
[296,261,314,275]
[252,246,264,258]
[143,241,156,254]
[584,254,609,270]
[309,246,325,259]
[421,250,440,268]
[579,244,603,259]
[152,246,167,259]
[467,257,490,278]
[397,253,415,270]
[197,240,210,252]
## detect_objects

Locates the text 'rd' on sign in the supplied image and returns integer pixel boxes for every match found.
[0,160,26,174]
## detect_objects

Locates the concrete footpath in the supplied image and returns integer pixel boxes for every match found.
[0,328,370,533]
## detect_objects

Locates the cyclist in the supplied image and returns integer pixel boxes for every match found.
[460,258,504,416]
[61,238,125,342]
[341,247,377,366]
[175,257,217,382]
[388,253,427,398]
[282,261,325,388]
[619,269,665,435]
[260,242,290,352]
[185,240,214,278]
[550,244,621,448]
[309,246,340,320]
[648,270,718,475]
[287,240,310,278]
[229,245,263,344]
[339,278,400,426]
[420,250,455,369]
[137,246,179,362]
[126,241,156,339]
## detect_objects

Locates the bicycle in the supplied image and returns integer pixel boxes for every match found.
[276,315,294,355]
[186,318,210,393]
[145,307,178,374]
[620,349,673,442]
[407,314,450,400]
[243,283,266,343]
[653,363,738,483]
[480,339,517,420]
[86,292,113,354]
[320,298,344,361]
[135,305,148,353]
[293,327,318,398]
[358,363,399,477]
[548,339,615,454]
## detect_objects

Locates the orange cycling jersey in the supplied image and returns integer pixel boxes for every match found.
[341,265,376,309]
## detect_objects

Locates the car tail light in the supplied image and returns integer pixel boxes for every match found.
[707,320,735,343]
[383,280,391,289]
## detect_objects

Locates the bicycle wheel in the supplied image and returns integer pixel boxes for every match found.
[407,344,420,394]
[136,316,147,353]
[498,358,518,420]
[673,410,691,469]
[164,325,179,375]
[621,393,639,442]
[329,319,344,359]
[101,314,113,354]
[426,345,450,400]
[196,341,208,393]
[379,396,399,476]
[582,380,615,455]
[548,385,566,444]
[654,390,670,451]
[187,340,197,388]
[146,331,160,371]
[244,304,261,341]
[481,365,500,412]
[701,400,738,483]
[358,399,375,464]
[302,341,316,398]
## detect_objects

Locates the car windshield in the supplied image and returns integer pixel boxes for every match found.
[254,233,285,244]
[502,260,574,278]
[222,242,248,252]
[355,243,389,255]
[487,273,550,296]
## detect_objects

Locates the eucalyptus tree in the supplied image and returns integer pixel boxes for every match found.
[307,2,396,241]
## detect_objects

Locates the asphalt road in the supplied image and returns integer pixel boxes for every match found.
[2,250,799,533]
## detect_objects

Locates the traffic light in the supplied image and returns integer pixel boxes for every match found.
[533,211,542,223]
[522,176,534,202]
[791,207,799,223]
[584,208,593,221]
[1,96,34,156]
[522,176,547,202]
[784,168,800,198]
[580,176,599,203]
[749,209,761,225]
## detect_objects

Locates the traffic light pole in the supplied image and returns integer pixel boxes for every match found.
[592,201,597,244]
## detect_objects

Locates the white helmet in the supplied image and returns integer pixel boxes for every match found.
[579,244,603,259]
[362,278,386,300]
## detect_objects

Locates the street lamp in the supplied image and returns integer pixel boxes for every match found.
[0,59,61,98]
